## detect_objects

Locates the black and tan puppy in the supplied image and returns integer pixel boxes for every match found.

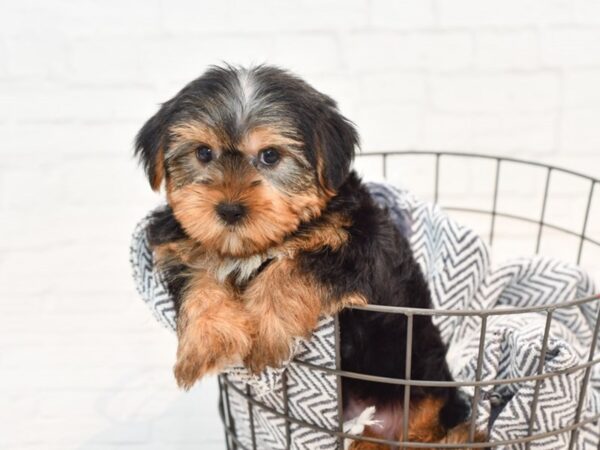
[135,65,483,447]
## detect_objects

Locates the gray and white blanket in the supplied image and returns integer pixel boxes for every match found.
[130,182,600,449]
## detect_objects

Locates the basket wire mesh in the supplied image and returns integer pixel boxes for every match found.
[217,151,600,449]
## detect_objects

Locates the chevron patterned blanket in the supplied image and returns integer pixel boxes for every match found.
[130,182,600,449]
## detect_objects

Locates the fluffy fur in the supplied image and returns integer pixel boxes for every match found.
[135,64,485,447]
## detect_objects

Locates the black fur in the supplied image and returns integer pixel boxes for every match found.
[146,206,190,312]
[297,172,470,429]
[146,205,187,247]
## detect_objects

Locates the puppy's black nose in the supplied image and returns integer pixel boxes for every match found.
[216,202,246,225]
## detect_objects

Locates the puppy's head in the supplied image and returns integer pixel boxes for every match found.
[135,65,358,257]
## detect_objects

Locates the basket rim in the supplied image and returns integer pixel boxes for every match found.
[347,294,600,316]
[353,150,600,315]
[356,150,600,184]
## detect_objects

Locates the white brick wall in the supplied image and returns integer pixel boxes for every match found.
[1,1,599,449]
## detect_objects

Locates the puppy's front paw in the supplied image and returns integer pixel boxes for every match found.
[174,309,254,389]
[173,326,252,389]
[174,344,215,390]
[244,326,295,374]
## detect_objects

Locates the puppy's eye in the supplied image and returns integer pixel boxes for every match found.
[195,146,213,163]
[258,148,280,166]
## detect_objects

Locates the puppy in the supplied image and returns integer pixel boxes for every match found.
[135,65,484,447]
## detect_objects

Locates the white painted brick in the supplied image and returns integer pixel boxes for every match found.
[5,37,67,79]
[0,83,157,122]
[0,0,162,37]
[559,107,600,154]
[141,35,342,86]
[0,122,142,157]
[159,0,236,34]
[343,32,473,72]
[0,40,8,77]
[60,0,162,37]
[474,30,541,70]
[421,112,472,151]
[469,111,557,153]
[359,72,427,104]
[0,243,139,297]
[269,35,343,74]
[369,0,436,30]
[137,36,273,85]
[541,28,600,67]
[419,33,475,71]
[0,202,157,254]
[65,38,144,84]
[0,157,150,213]
[429,73,561,114]
[160,0,369,34]
[0,1,64,36]
[573,0,600,25]
[342,33,417,72]
[303,74,361,116]
[564,69,600,108]
[437,0,574,27]
[355,103,425,151]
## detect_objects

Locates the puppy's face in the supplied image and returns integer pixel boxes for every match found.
[136,65,358,257]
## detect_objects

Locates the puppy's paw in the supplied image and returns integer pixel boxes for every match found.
[173,345,215,390]
[174,315,254,389]
[244,326,295,374]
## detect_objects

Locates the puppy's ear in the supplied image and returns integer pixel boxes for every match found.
[314,106,359,192]
[135,99,178,191]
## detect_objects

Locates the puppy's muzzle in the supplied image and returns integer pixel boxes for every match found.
[216,202,246,225]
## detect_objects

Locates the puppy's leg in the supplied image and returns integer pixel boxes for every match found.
[243,258,323,373]
[174,271,254,389]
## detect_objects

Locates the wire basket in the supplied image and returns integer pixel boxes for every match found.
[217,151,600,449]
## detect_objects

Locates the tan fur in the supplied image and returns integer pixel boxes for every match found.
[154,240,204,268]
[242,258,324,373]
[315,153,335,197]
[405,396,447,443]
[441,422,486,446]
[168,169,327,258]
[239,126,303,157]
[323,292,368,315]
[280,212,351,257]
[174,271,255,389]
[160,232,367,381]
[169,121,226,152]
[151,147,165,191]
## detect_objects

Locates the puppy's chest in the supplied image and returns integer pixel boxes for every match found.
[212,251,282,286]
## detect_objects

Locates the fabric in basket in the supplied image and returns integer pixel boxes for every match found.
[130,182,600,450]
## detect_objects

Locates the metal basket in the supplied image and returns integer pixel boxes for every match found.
[217,151,600,449]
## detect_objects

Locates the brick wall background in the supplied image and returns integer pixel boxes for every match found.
[1,1,599,449]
